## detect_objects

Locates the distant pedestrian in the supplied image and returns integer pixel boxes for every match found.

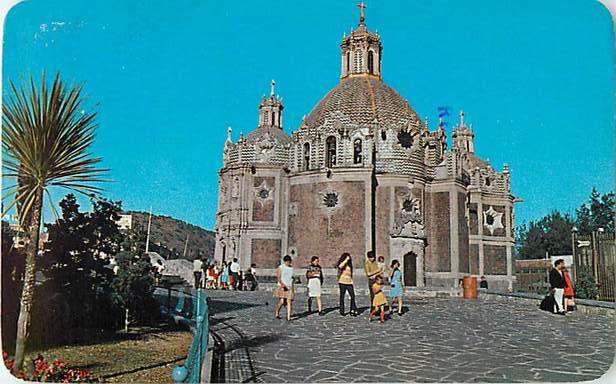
[337,253,358,316]
[193,258,203,289]
[549,259,567,315]
[227,261,234,288]
[238,271,246,291]
[274,255,294,321]
[247,263,258,291]
[306,256,324,315]
[364,251,381,312]
[388,260,403,316]
[220,262,229,289]
[563,266,575,311]
[479,275,488,289]
[230,258,241,290]
[369,275,387,323]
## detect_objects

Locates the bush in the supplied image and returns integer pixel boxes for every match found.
[3,352,97,383]
[575,267,598,300]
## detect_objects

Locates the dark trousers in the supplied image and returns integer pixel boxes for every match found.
[339,283,358,314]
[193,271,202,289]
[249,278,258,291]
[231,272,239,289]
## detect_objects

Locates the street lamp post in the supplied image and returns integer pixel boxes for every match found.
[571,226,578,283]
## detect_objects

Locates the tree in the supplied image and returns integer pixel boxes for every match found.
[1,222,25,352]
[2,73,107,372]
[576,188,615,234]
[517,211,574,259]
[37,194,123,342]
[112,229,160,331]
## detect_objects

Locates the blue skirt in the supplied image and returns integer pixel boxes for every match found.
[389,283,403,297]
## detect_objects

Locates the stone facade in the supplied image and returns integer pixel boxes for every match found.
[213,11,517,290]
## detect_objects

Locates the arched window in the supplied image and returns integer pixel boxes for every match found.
[303,142,310,171]
[326,136,336,168]
[353,139,363,164]
[346,51,350,73]
[368,51,374,74]
[271,111,275,126]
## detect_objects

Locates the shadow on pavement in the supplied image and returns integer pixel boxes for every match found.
[210,321,280,383]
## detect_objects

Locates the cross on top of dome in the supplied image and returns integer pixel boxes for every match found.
[357,1,367,25]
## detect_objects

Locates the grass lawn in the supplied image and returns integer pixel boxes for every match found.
[24,324,192,383]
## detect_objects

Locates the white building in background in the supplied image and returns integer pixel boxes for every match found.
[116,214,133,231]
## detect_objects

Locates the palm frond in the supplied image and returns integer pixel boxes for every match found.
[2,72,109,226]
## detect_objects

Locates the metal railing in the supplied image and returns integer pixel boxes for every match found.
[573,232,616,302]
[171,289,209,383]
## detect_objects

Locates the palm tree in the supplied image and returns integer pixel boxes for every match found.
[2,73,107,372]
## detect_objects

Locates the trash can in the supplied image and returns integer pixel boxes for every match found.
[463,276,477,299]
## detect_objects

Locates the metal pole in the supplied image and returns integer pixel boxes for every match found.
[571,230,577,283]
[145,206,152,253]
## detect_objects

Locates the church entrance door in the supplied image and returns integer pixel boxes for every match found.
[403,252,417,286]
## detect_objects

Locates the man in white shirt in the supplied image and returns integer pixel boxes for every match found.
[193,258,204,289]
[230,258,241,290]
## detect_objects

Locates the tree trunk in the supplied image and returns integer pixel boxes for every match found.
[12,186,44,374]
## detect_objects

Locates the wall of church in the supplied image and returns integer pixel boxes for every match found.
[484,244,507,274]
[469,243,479,274]
[251,176,276,222]
[469,202,479,235]
[375,185,391,261]
[426,191,451,272]
[288,178,367,269]
[458,192,470,273]
[251,238,282,268]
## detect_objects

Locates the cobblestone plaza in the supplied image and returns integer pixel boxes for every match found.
[207,290,614,383]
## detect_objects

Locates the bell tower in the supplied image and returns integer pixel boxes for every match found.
[258,80,284,129]
[452,110,475,153]
[340,2,382,79]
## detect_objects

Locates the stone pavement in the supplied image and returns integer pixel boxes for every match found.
[206,289,615,383]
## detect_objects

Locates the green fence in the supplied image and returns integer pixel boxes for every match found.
[171,289,209,383]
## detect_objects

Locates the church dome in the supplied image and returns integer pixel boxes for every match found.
[304,76,421,129]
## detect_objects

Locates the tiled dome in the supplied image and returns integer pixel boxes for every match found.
[304,76,420,129]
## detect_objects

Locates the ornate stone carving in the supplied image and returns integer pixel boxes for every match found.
[255,132,277,161]
[483,205,504,235]
[391,197,425,238]
[253,179,274,206]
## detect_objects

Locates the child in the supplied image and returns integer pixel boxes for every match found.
[388,260,403,315]
[306,256,324,315]
[369,275,387,323]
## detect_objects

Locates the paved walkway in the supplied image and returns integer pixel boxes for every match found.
[206,290,614,383]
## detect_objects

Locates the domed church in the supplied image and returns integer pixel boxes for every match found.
[214,5,516,290]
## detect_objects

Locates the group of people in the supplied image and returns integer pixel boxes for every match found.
[273,251,405,323]
[193,257,258,291]
[543,258,575,314]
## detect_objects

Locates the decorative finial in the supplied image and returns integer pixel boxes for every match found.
[226,126,232,142]
[460,110,465,127]
[438,116,443,128]
[270,79,275,97]
[424,116,429,130]
[357,1,367,25]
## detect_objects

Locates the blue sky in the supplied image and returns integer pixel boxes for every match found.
[2,0,614,230]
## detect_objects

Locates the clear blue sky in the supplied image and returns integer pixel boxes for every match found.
[3,0,614,230]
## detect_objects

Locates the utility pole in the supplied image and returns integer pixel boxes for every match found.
[145,206,152,253]
[183,233,189,258]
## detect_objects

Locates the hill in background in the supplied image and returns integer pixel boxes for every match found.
[129,211,215,261]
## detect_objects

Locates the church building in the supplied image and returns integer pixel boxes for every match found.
[213,6,517,290]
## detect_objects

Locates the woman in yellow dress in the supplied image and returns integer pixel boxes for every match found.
[369,275,387,323]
